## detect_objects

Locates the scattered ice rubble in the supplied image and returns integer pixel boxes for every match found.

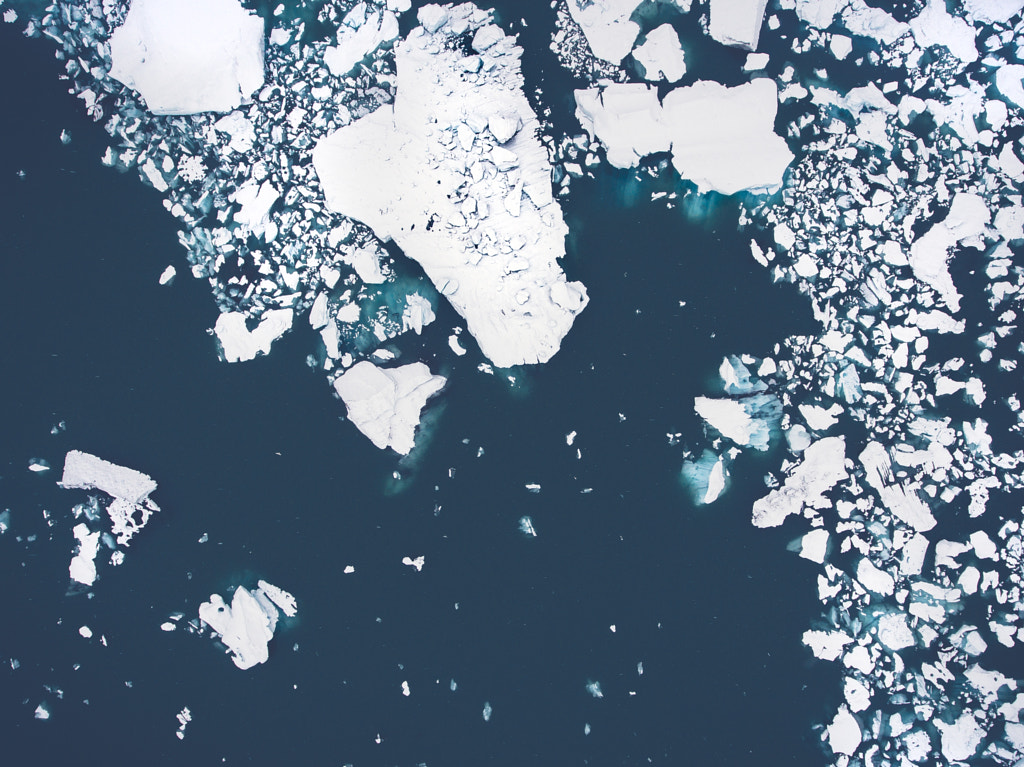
[552,0,1024,763]
[30,0,588,457]
[59,450,159,586]
[667,0,1024,762]
[198,580,297,670]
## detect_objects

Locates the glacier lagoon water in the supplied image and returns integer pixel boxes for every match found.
[0,7,850,765]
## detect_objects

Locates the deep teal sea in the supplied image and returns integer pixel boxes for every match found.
[1,5,841,765]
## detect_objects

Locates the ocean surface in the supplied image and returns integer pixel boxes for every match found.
[0,5,844,765]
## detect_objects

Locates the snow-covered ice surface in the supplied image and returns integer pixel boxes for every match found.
[314,4,589,368]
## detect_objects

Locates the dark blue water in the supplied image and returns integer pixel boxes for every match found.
[1,10,839,766]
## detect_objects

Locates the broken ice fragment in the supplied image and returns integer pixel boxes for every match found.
[334,361,445,455]
[108,0,265,115]
[632,24,686,83]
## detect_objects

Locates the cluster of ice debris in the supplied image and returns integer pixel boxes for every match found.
[15,0,586,454]
[547,0,1024,763]
[58,450,159,586]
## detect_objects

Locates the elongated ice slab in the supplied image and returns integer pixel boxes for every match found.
[108,0,265,115]
[314,4,588,368]
[334,361,446,455]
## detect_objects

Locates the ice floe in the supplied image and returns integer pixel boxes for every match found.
[632,24,686,83]
[708,0,769,51]
[108,0,265,115]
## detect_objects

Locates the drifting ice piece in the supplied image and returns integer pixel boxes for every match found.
[324,4,400,76]
[334,361,446,455]
[694,393,780,451]
[314,5,588,367]
[108,0,265,115]
[709,0,770,51]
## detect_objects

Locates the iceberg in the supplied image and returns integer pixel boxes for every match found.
[709,0,770,51]
[334,361,446,455]
[564,0,643,65]
[632,24,686,83]
[69,523,101,586]
[694,393,780,451]
[681,450,728,505]
[909,192,990,313]
[751,437,848,528]
[214,309,294,363]
[576,79,794,195]
[199,580,295,670]
[313,5,588,368]
[324,4,400,77]
[60,450,157,506]
[108,0,265,115]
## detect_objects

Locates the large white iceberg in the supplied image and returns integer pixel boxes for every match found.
[108,0,265,115]
[313,5,588,368]
[576,79,794,195]
[334,361,446,455]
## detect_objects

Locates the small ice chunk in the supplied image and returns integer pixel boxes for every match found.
[856,558,894,595]
[108,0,265,115]
[79,626,93,639]
[876,612,914,651]
[158,265,176,285]
[564,0,642,64]
[935,712,984,762]
[34,703,50,721]
[586,680,603,698]
[334,361,446,455]
[743,52,770,71]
